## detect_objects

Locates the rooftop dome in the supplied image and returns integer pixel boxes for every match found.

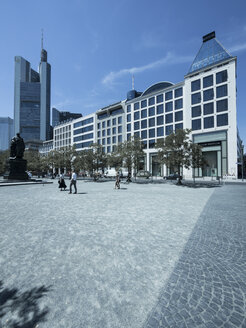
[142,82,174,96]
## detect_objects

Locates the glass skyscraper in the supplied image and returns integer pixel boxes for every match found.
[14,47,51,142]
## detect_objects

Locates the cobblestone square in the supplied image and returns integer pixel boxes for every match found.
[0,181,245,327]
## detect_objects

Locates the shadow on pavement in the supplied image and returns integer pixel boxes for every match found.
[0,281,51,327]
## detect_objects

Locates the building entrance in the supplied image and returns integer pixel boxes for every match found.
[202,151,217,177]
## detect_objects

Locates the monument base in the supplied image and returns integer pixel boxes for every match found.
[6,158,29,180]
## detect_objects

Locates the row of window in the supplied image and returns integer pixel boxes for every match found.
[128,123,183,140]
[98,116,122,129]
[74,124,94,135]
[97,108,124,120]
[192,113,228,130]
[191,70,227,92]
[127,88,183,112]
[98,135,123,145]
[73,117,94,128]
[130,101,183,121]
[55,132,71,140]
[97,126,122,137]
[74,132,94,143]
[192,99,228,118]
[55,125,71,134]
[75,141,93,149]
[128,112,183,131]
[191,84,227,105]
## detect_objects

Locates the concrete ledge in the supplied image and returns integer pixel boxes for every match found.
[0,180,53,187]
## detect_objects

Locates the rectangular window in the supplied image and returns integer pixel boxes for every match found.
[141,130,147,139]
[157,104,163,114]
[97,123,100,129]
[97,131,100,137]
[217,113,228,127]
[127,123,131,132]
[134,111,140,120]
[149,128,155,138]
[157,94,163,103]
[149,140,155,148]
[203,88,214,102]
[118,126,122,133]
[134,131,140,138]
[165,91,172,101]
[141,99,147,108]
[118,135,122,143]
[157,127,164,137]
[148,107,155,116]
[216,85,227,98]
[175,98,183,110]
[148,97,155,106]
[134,121,139,130]
[203,75,213,88]
[216,99,228,112]
[191,79,200,92]
[165,101,173,112]
[157,115,164,126]
[118,116,122,124]
[107,120,110,127]
[141,119,147,129]
[175,87,183,98]
[149,118,155,127]
[142,140,147,149]
[127,105,131,112]
[112,127,116,134]
[112,118,116,125]
[165,113,173,124]
[127,114,131,122]
[175,111,183,122]
[134,102,140,110]
[141,109,147,118]
[165,125,173,135]
[107,146,111,153]
[216,70,227,84]
[192,92,201,105]
[102,138,105,145]
[102,130,105,137]
[107,128,110,136]
[107,137,111,144]
[175,123,183,130]
[203,102,214,115]
[102,121,105,128]
[192,119,201,131]
[204,116,214,129]
[127,134,131,141]
[112,136,116,143]
[192,105,201,118]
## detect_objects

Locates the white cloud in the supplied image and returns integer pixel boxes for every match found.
[229,43,246,53]
[102,52,193,86]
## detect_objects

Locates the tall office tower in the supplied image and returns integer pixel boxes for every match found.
[0,117,14,151]
[14,46,51,142]
[52,108,82,127]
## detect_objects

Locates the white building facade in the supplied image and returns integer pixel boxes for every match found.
[47,32,240,179]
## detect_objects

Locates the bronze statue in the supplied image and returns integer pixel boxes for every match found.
[10,133,25,159]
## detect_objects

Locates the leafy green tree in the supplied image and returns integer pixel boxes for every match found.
[190,143,206,183]
[156,129,192,185]
[0,150,9,174]
[24,150,42,173]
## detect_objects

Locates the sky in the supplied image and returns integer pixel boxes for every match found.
[0,0,246,144]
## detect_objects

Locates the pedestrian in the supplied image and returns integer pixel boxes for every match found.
[115,171,120,189]
[59,171,66,191]
[69,170,77,194]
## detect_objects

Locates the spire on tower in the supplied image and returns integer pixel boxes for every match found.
[40,28,47,62]
[132,75,135,90]
[41,28,44,49]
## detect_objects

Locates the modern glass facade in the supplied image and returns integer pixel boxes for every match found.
[0,117,14,151]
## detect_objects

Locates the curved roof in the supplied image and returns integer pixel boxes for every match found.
[142,81,174,96]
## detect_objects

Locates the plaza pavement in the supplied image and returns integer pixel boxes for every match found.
[0,180,245,327]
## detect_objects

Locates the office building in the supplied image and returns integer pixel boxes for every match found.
[0,117,14,151]
[52,108,82,127]
[14,46,51,142]
[45,32,241,179]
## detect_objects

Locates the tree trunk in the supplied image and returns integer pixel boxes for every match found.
[177,166,182,185]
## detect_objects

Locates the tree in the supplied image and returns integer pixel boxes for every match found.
[190,143,206,183]
[24,150,42,173]
[156,129,192,185]
[0,150,9,174]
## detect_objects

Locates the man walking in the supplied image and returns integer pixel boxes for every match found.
[69,170,77,194]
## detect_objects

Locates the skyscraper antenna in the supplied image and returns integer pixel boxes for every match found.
[132,75,135,90]
[41,28,44,49]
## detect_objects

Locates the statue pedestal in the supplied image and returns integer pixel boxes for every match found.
[7,158,29,180]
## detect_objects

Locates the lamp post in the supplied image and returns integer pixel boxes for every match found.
[241,142,244,182]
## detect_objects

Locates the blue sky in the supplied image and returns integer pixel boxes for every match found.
[0,0,246,144]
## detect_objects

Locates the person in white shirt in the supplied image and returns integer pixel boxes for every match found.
[69,171,77,194]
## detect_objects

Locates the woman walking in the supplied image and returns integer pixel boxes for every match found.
[58,172,67,191]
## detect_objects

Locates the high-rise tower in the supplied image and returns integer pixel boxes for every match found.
[14,41,51,142]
